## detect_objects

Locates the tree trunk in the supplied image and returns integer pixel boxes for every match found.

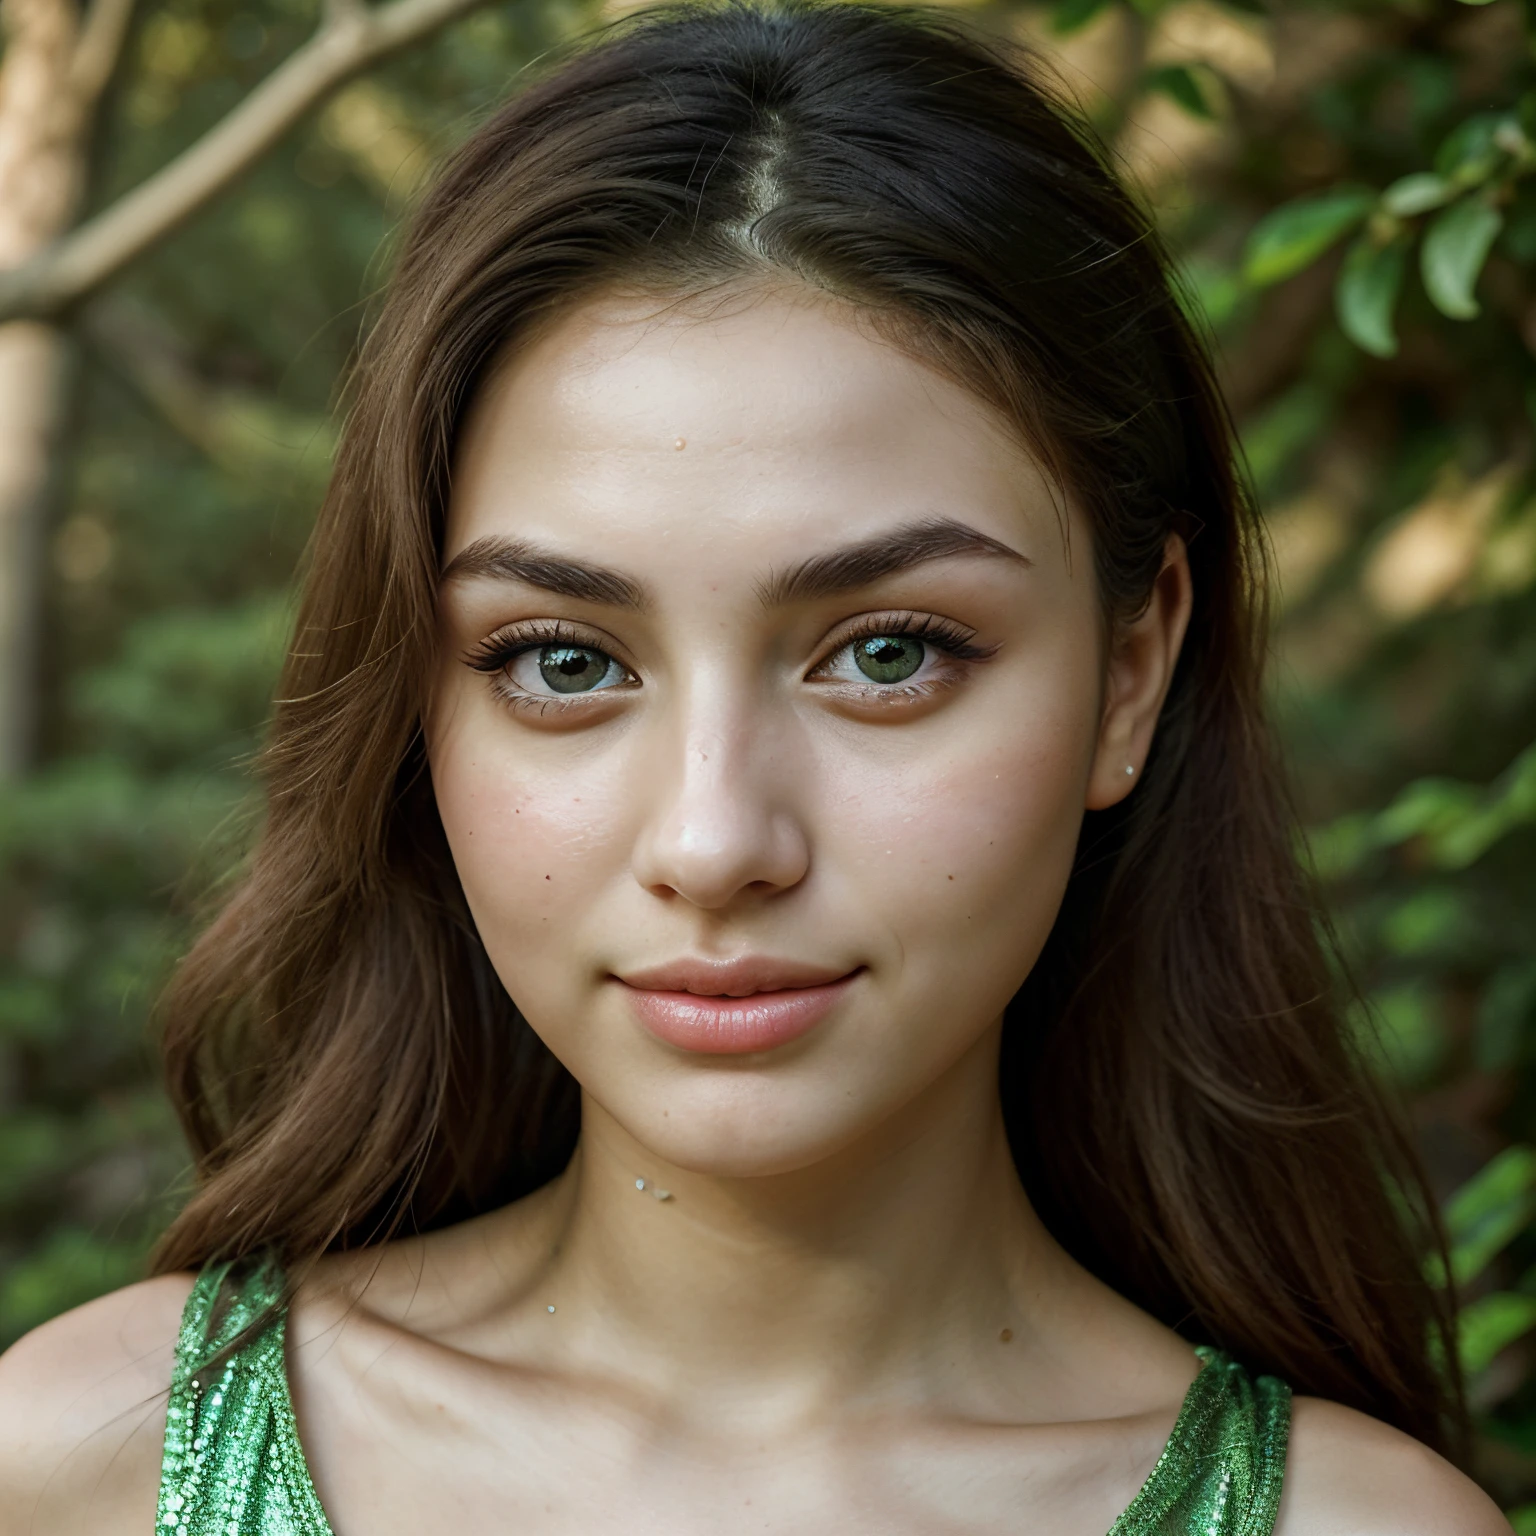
[0,0,495,774]
[0,323,70,774]
[0,0,100,776]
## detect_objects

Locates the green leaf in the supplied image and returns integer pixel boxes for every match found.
[1374,777,1481,848]
[1144,63,1215,121]
[1422,195,1504,319]
[1238,380,1333,496]
[1434,113,1508,186]
[1459,1293,1536,1374]
[1509,1504,1536,1536]
[1429,740,1536,867]
[1363,983,1446,1086]
[1336,233,1409,357]
[1437,1147,1536,1288]
[1477,962,1536,1073]
[1176,256,1247,330]
[1311,742,1536,879]
[1521,90,1536,143]
[1381,172,1455,218]
[1243,189,1375,286]
[1380,889,1464,958]
[1049,0,1116,34]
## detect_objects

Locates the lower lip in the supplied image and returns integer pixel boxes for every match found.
[622,975,858,1055]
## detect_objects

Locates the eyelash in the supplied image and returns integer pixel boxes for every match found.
[464,618,605,675]
[817,612,995,669]
[464,619,630,715]
[463,612,997,714]
[806,611,997,705]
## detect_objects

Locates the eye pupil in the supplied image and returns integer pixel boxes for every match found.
[539,645,610,693]
[854,635,923,684]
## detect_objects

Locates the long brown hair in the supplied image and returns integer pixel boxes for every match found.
[153,0,1463,1452]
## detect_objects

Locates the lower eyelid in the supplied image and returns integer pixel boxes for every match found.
[817,674,961,707]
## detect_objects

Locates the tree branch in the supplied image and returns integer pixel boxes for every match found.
[82,295,336,476]
[69,0,138,110]
[0,0,491,322]
[324,0,369,28]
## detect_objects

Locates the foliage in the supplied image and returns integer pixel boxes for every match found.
[1075,0,1536,1496]
[0,0,597,1340]
[1,0,1535,1510]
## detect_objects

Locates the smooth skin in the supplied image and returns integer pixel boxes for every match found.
[0,288,1506,1535]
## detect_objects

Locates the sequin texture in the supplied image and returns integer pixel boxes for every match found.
[1108,1347,1290,1536]
[157,1263,1289,1535]
[156,1261,329,1536]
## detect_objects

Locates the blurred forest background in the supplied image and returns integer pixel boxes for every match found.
[1,0,1534,1512]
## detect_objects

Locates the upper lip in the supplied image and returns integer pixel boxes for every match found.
[616,958,858,997]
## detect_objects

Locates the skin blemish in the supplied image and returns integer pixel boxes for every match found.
[1000,1328,1014,1343]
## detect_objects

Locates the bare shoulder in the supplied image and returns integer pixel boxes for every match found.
[1275,1395,1509,1535]
[0,1272,194,1535]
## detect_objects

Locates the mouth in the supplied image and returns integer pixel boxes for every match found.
[614,958,863,1054]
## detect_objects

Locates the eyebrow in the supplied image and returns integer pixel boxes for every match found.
[438,515,1030,611]
[439,537,647,609]
[757,516,1031,607]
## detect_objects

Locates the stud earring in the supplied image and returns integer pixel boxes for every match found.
[1125,765,1135,776]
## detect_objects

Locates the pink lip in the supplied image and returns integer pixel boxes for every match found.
[616,958,861,1054]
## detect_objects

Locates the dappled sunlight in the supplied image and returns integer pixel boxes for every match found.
[1364,464,1522,620]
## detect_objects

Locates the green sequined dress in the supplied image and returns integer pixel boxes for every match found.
[157,1260,1291,1536]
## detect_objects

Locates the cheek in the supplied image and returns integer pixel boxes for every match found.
[822,668,1099,1003]
[428,695,631,985]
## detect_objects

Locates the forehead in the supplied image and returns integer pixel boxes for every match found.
[446,288,1071,572]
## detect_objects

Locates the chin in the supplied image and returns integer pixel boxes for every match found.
[602,1072,896,1180]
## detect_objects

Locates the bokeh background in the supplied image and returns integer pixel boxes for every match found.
[1,0,1534,1512]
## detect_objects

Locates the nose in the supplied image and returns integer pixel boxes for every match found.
[629,694,811,911]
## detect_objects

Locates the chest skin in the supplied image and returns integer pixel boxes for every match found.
[287,1316,1177,1536]
[159,1258,1288,1536]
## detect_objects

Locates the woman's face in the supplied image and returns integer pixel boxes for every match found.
[431,288,1185,1177]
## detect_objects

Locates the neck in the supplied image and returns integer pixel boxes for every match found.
[518,1023,1069,1425]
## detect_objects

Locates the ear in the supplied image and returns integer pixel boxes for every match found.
[1085,533,1192,811]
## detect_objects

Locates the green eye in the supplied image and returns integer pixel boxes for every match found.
[853,635,924,684]
[538,645,617,694]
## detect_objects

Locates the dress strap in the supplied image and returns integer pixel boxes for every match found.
[1108,1347,1291,1536]
[156,1258,334,1536]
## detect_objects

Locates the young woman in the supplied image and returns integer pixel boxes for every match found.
[0,4,1509,1531]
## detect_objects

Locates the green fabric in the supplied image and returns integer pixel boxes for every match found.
[158,1260,1291,1535]
[157,1261,328,1535]
[1107,1346,1290,1536]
